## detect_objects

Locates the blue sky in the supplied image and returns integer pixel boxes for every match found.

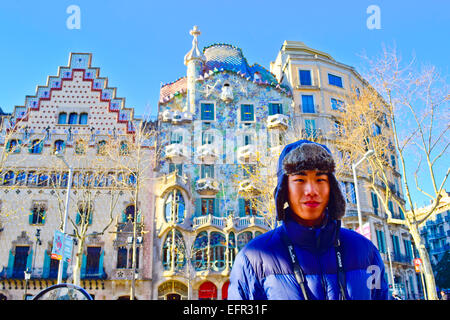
[0,0,448,208]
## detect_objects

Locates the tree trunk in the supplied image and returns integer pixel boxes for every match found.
[409,224,438,300]
[72,238,84,287]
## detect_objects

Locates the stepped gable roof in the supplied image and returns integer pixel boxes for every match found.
[7,53,137,134]
[159,44,288,104]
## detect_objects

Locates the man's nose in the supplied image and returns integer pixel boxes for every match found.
[304,182,318,195]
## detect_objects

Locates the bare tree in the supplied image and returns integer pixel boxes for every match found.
[336,45,449,300]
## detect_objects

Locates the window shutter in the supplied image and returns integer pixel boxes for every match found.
[29,211,34,225]
[42,252,50,278]
[238,198,245,217]
[63,261,68,279]
[214,198,220,217]
[98,249,105,277]
[195,198,202,217]
[7,250,14,278]
[26,248,33,271]
[41,210,46,225]
[88,211,93,225]
[80,253,87,279]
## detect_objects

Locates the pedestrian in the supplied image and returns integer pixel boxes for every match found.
[440,290,448,300]
[228,140,389,300]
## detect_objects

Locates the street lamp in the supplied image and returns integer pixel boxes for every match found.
[23,269,31,300]
[54,150,74,284]
[352,149,374,233]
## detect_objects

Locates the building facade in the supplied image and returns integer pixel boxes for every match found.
[152,27,293,300]
[270,41,420,299]
[0,53,155,300]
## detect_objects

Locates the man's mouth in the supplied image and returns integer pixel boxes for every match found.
[303,201,320,208]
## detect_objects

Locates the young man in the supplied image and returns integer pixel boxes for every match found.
[228,140,388,300]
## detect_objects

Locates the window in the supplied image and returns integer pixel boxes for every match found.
[3,171,15,186]
[37,173,48,187]
[243,134,253,146]
[124,204,140,223]
[391,155,396,169]
[201,164,214,179]
[244,199,257,216]
[376,230,386,253]
[68,113,78,125]
[202,131,214,145]
[27,171,38,186]
[119,141,129,155]
[333,121,344,136]
[331,98,345,111]
[170,132,183,144]
[343,182,356,204]
[16,171,26,185]
[192,232,208,271]
[372,123,382,136]
[304,119,317,138]
[162,229,186,271]
[97,140,107,155]
[79,113,88,125]
[75,140,86,155]
[209,232,226,271]
[29,139,43,154]
[116,247,128,269]
[268,103,283,116]
[237,232,253,251]
[54,140,65,154]
[30,203,46,225]
[388,200,395,217]
[240,104,254,122]
[201,103,214,121]
[169,163,183,175]
[6,139,20,153]
[227,232,236,268]
[164,190,185,224]
[301,95,315,113]
[299,70,312,86]
[12,246,30,279]
[76,203,93,225]
[371,192,379,215]
[201,198,215,216]
[328,73,343,87]
[57,112,67,124]
[85,247,101,277]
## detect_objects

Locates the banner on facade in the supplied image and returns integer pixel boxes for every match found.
[356,222,371,240]
[51,230,73,262]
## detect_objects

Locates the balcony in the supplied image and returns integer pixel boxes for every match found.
[237,144,257,163]
[234,216,271,231]
[301,128,322,140]
[197,144,219,162]
[267,114,289,130]
[161,109,193,124]
[238,179,261,196]
[193,214,226,230]
[165,143,189,162]
[196,177,220,195]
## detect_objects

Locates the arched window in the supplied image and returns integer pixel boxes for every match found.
[76,202,93,225]
[68,113,78,125]
[119,141,129,155]
[6,139,20,153]
[123,204,137,223]
[29,139,43,154]
[162,229,186,271]
[79,113,88,125]
[3,171,15,186]
[228,232,236,268]
[97,140,107,155]
[237,231,253,251]
[54,140,65,154]
[164,189,185,224]
[192,232,208,271]
[58,112,67,124]
[209,232,226,271]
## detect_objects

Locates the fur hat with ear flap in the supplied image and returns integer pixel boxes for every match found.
[274,140,346,221]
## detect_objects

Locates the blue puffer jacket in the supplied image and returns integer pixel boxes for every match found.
[228,140,388,300]
[227,209,388,300]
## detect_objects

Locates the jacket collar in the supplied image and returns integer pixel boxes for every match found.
[282,207,338,253]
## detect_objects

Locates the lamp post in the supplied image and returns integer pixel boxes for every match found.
[352,150,374,232]
[55,151,74,284]
[23,269,31,300]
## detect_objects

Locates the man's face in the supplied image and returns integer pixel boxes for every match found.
[287,170,330,227]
